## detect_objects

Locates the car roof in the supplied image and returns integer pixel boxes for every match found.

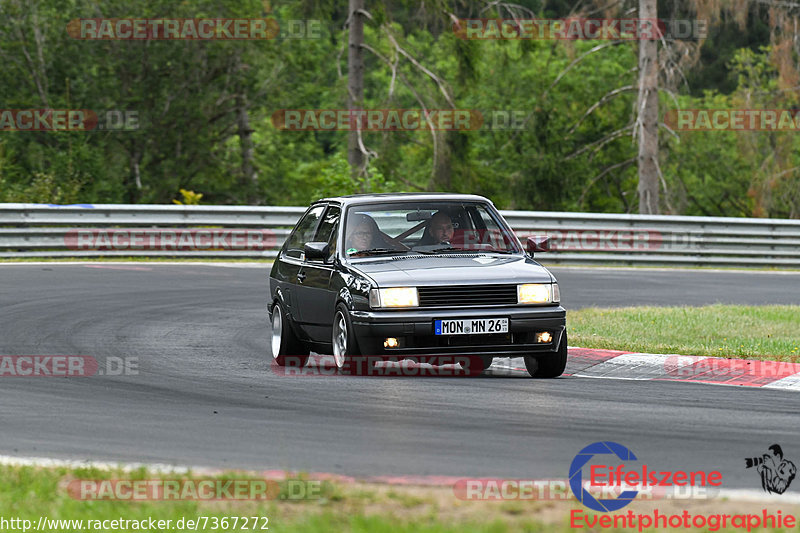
[316,192,493,206]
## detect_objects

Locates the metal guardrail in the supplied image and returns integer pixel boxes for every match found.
[1,203,799,267]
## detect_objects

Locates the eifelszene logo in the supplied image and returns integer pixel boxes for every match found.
[745,444,797,494]
[569,441,722,512]
[569,442,639,512]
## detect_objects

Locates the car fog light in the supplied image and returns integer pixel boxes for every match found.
[535,331,553,343]
[384,337,399,348]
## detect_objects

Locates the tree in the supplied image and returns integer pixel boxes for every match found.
[637,0,660,214]
[346,0,366,181]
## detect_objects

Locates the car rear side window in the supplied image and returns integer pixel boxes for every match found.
[284,205,325,259]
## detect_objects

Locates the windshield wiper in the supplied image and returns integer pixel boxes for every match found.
[421,246,515,254]
[350,248,409,257]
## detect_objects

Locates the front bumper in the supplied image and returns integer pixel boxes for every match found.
[350,305,566,357]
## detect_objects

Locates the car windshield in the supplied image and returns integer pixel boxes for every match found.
[343,201,521,257]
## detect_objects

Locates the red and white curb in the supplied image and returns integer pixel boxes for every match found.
[488,348,800,390]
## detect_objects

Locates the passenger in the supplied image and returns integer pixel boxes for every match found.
[346,214,380,252]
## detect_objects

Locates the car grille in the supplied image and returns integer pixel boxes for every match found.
[417,284,517,307]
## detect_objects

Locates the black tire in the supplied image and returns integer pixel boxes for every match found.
[270,301,309,367]
[524,332,567,378]
[332,303,376,375]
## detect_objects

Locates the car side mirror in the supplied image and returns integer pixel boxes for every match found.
[526,236,551,256]
[304,242,330,262]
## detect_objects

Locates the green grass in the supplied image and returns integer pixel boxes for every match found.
[2,459,799,532]
[0,464,552,533]
[569,304,800,360]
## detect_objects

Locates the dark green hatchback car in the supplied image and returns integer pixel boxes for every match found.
[268,193,566,377]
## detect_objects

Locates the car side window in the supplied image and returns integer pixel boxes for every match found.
[311,206,340,262]
[467,205,520,252]
[469,205,500,231]
[284,205,325,259]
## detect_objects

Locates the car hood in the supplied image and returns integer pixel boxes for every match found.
[349,254,553,287]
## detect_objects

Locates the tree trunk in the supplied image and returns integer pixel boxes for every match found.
[237,94,258,203]
[637,0,660,214]
[347,0,365,184]
[127,147,142,203]
[430,130,452,191]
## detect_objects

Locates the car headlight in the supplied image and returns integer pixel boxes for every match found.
[518,283,559,304]
[369,287,419,308]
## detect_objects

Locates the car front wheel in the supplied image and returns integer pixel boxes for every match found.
[523,332,567,378]
[332,304,375,375]
[270,302,309,367]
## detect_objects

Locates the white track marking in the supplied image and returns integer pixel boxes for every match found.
[573,353,694,380]
[763,373,800,391]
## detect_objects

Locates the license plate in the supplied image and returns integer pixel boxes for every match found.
[434,318,508,335]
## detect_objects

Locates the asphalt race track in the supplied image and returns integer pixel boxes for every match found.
[2,264,800,488]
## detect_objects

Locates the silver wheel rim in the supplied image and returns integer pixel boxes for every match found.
[271,306,283,359]
[332,311,348,368]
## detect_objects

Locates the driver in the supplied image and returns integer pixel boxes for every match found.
[422,211,455,245]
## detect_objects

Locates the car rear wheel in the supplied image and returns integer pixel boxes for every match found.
[523,332,567,378]
[332,304,375,375]
[270,302,309,367]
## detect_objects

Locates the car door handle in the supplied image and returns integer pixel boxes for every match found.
[297,271,307,283]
